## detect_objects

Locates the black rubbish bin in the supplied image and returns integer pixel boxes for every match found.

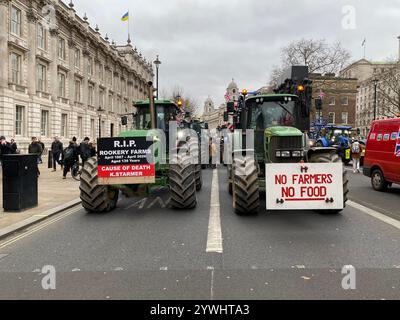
[2,154,38,212]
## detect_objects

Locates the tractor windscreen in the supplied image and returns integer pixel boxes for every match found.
[248,99,300,130]
[134,105,178,130]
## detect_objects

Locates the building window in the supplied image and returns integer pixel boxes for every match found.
[74,49,80,69]
[341,112,348,124]
[37,24,46,49]
[77,116,83,138]
[90,119,95,138]
[41,110,49,137]
[10,52,21,84]
[74,79,81,102]
[341,97,349,106]
[99,64,104,81]
[11,6,21,36]
[109,94,113,112]
[329,97,336,106]
[87,57,93,76]
[58,73,66,97]
[15,105,24,136]
[328,112,335,124]
[58,38,66,60]
[88,85,95,106]
[61,114,68,137]
[37,64,46,92]
[99,90,104,108]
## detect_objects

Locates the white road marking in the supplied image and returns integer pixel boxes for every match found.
[206,169,223,253]
[348,200,400,230]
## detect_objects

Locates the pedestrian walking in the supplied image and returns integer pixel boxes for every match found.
[79,137,91,167]
[38,138,45,164]
[89,142,97,157]
[337,143,345,163]
[28,137,43,177]
[51,137,63,171]
[351,139,363,173]
[10,139,18,154]
[209,137,217,169]
[0,136,15,165]
[62,141,79,179]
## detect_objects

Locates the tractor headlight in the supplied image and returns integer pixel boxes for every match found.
[281,151,291,158]
[178,131,185,140]
[292,151,302,157]
[276,151,281,157]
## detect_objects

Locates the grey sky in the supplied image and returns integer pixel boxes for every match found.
[67,0,400,113]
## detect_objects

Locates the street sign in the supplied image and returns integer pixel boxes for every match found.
[97,137,155,185]
[265,163,343,210]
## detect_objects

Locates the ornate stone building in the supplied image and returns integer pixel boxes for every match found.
[201,79,239,130]
[340,58,398,137]
[0,0,154,151]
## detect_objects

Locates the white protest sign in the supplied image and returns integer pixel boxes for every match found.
[266,163,344,210]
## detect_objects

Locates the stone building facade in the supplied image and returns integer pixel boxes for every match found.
[340,58,398,137]
[0,0,154,151]
[310,73,358,128]
[201,79,239,130]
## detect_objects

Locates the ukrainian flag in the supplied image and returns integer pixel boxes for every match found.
[121,11,129,21]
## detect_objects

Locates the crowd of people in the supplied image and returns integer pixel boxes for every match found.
[0,136,97,179]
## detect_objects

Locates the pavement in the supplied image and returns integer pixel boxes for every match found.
[0,159,81,235]
[0,165,399,300]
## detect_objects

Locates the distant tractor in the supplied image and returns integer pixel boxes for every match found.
[79,82,200,213]
[311,124,352,164]
[227,66,349,215]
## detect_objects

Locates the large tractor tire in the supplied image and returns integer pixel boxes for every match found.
[195,164,203,191]
[187,137,202,191]
[79,157,119,213]
[232,155,259,215]
[169,150,197,209]
[309,152,349,214]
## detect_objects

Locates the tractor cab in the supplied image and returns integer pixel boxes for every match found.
[240,94,305,163]
[131,100,181,131]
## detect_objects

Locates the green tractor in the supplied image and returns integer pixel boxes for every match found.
[227,66,349,215]
[79,82,201,213]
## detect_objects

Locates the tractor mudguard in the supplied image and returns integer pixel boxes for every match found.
[306,147,337,162]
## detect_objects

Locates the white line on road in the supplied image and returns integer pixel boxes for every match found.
[348,200,400,230]
[206,169,223,253]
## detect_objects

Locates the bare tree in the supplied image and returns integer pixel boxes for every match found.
[376,62,400,118]
[170,86,199,115]
[269,39,351,86]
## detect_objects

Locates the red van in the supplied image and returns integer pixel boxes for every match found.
[363,118,400,191]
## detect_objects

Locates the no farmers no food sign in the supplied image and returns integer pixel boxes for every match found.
[265,163,344,210]
[97,137,155,185]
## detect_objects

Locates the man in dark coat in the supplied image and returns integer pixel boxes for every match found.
[62,141,79,179]
[10,139,18,154]
[79,137,91,167]
[51,137,63,171]
[0,136,14,164]
[28,137,43,177]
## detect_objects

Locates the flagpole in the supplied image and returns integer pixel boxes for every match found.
[128,10,130,40]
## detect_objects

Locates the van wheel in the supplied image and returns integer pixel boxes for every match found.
[371,169,388,191]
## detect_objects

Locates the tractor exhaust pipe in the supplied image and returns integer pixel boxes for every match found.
[148,81,156,129]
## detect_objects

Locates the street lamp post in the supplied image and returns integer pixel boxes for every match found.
[98,107,104,138]
[373,78,379,121]
[153,55,161,100]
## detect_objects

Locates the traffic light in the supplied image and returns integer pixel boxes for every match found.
[223,112,229,122]
[315,98,322,110]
